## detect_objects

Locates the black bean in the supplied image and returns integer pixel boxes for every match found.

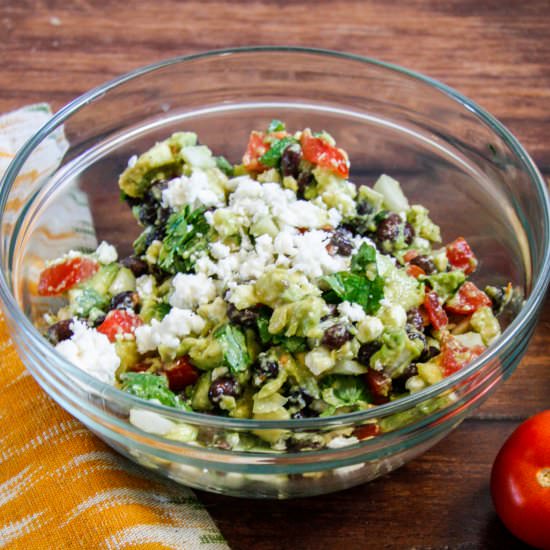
[226,302,260,328]
[92,315,106,327]
[287,389,314,411]
[357,341,382,366]
[157,207,172,227]
[322,323,353,350]
[208,376,240,404]
[403,221,415,245]
[392,364,419,393]
[296,171,313,198]
[410,254,435,274]
[110,291,140,311]
[120,256,149,277]
[420,345,440,363]
[328,228,354,256]
[47,319,73,345]
[407,308,424,330]
[280,144,302,178]
[252,356,279,387]
[376,213,402,243]
[356,200,374,216]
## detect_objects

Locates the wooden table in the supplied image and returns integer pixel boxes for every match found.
[1,1,548,548]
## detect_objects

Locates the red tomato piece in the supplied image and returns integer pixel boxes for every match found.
[354,423,380,440]
[97,309,142,342]
[300,129,350,178]
[439,333,485,376]
[407,264,426,279]
[364,369,392,404]
[423,291,449,330]
[242,131,270,172]
[162,356,199,392]
[445,281,492,315]
[491,410,550,549]
[446,237,478,275]
[38,257,99,296]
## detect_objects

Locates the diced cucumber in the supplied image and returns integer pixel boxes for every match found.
[373,174,409,212]
[109,267,136,295]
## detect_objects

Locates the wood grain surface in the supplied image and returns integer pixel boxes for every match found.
[1,1,549,548]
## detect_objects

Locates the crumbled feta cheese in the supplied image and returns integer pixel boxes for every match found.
[95,241,118,264]
[55,320,120,384]
[209,241,230,259]
[162,169,224,210]
[169,273,217,309]
[356,316,384,343]
[337,301,366,323]
[135,307,206,353]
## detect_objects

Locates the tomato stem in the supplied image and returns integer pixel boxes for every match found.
[536,467,550,488]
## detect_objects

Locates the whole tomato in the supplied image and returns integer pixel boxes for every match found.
[491,410,550,549]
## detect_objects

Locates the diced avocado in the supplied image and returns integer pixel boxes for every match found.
[370,329,424,378]
[229,388,254,419]
[115,339,140,373]
[454,331,485,348]
[229,285,259,310]
[252,408,291,443]
[191,372,214,411]
[471,306,501,345]
[373,174,409,212]
[187,337,224,370]
[68,287,109,317]
[357,184,384,212]
[250,215,280,238]
[407,205,441,243]
[424,271,466,302]
[312,166,357,216]
[383,264,425,311]
[417,360,443,385]
[269,296,328,339]
[254,268,320,308]
[108,267,136,295]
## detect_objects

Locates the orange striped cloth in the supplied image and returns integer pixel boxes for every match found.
[0,106,229,550]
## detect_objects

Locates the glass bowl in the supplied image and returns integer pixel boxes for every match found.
[1,47,548,498]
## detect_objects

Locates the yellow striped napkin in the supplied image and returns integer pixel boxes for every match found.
[0,105,229,550]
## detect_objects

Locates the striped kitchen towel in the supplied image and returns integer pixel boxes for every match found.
[0,105,229,550]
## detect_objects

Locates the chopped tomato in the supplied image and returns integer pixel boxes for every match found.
[364,369,392,404]
[440,333,485,376]
[354,423,380,440]
[445,281,492,315]
[407,264,426,278]
[300,129,349,178]
[242,131,270,172]
[242,130,288,172]
[162,356,199,392]
[38,257,99,296]
[446,237,478,275]
[423,291,449,330]
[403,250,419,263]
[97,309,142,342]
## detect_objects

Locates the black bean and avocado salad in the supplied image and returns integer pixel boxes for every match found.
[39,120,512,447]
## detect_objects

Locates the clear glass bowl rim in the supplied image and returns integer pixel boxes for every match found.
[0,45,548,431]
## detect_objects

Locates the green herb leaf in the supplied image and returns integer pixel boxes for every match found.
[320,375,370,408]
[322,271,384,314]
[259,137,296,168]
[157,206,210,274]
[215,155,234,177]
[120,372,184,408]
[267,119,286,133]
[350,242,377,274]
[214,324,252,374]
